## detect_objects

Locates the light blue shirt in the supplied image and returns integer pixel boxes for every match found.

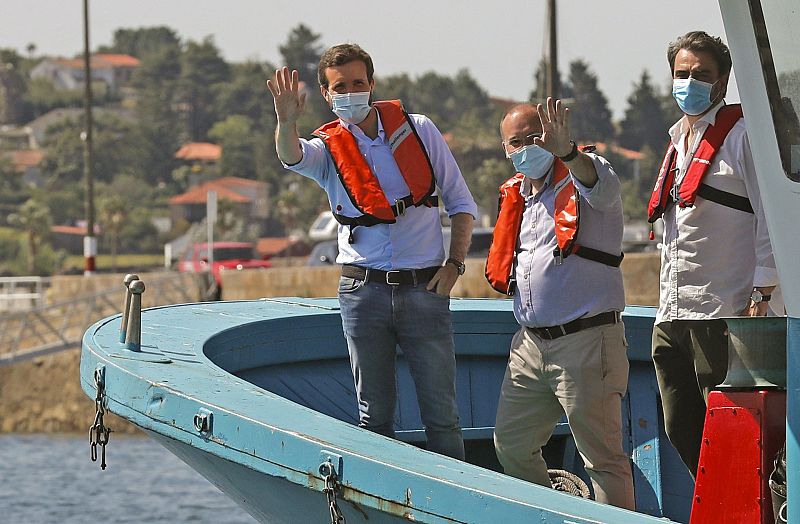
[284,113,477,270]
[513,154,625,328]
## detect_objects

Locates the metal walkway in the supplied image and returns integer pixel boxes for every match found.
[0,272,199,366]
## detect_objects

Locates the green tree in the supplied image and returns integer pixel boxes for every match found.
[529,57,573,104]
[213,61,276,129]
[7,198,52,274]
[567,60,614,142]
[618,70,670,152]
[134,45,181,186]
[97,195,127,272]
[0,157,26,213]
[279,24,323,87]
[100,26,181,59]
[208,115,257,179]
[618,145,661,222]
[472,158,513,223]
[0,52,26,124]
[40,115,142,187]
[279,25,331,131]
[180,37,230,141]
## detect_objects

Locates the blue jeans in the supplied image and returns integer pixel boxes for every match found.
[338,275,464,460]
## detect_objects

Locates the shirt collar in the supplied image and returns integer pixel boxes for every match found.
[340,108,386,141]
[519,161,555,199]
[669,100,727,143]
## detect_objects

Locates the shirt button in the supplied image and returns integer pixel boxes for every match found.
[526,301,532,307]
[524,273,529,279]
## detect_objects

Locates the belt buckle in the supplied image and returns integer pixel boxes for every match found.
[385,270,402,286]
[395,198,406,216]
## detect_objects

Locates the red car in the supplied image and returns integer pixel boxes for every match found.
[179,242,271,298]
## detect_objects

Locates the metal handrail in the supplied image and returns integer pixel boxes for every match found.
[0,272,198,366]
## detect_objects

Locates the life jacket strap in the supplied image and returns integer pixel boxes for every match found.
[696,183,754,214]
[553,245,624,267]
[333,194,439,243]
[392,194,439,216]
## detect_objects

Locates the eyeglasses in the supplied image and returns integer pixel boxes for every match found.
[503,133,542,151]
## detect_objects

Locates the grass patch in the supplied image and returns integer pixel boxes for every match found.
[63,253,165,272]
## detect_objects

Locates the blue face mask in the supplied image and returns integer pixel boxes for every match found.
[508,144,554,179]
[329,91,372,124]
[672,78,716,116]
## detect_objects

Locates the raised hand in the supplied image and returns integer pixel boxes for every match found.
[533,97,573,158]
[266,67,306,125]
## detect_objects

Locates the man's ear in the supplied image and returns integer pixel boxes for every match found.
[320,85,329,103]
[717,73,731,100]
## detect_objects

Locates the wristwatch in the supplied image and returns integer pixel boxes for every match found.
[751,289,772,303]
[445,258,466,275]
[557,140,579,162]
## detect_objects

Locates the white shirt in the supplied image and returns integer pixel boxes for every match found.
[513,154,625,328]
[284,112,477,270]
[656,102,779,323]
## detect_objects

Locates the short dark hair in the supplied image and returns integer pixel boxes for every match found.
[667,31,732,76]
[317,44,374,89]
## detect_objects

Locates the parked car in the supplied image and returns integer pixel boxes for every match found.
[306,228,495,266]
[307,239,339,266]
[179,242,272,299]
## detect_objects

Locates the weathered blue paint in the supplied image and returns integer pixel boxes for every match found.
[81,298,690,523]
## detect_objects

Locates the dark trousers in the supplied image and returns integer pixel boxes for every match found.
[651,319,729,477]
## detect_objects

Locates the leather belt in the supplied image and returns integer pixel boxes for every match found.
[528,311,621,340]
[341,264,440,286]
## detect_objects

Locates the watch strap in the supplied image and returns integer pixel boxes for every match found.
[557,141,579,162]
[445,258,465,275]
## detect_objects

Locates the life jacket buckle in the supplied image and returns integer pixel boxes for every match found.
[553,248,564,266]
[395,198,407,216]
[669,183,680,203]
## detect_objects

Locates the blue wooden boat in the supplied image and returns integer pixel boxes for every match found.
[81,300,689,522]
[81,1,800,522]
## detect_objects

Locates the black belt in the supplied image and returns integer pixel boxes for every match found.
[341,264,440,286]
[528,311,621,340]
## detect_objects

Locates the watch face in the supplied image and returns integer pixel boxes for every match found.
[751,289,763,303]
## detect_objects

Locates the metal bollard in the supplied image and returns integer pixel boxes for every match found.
[119,273,139,343]
[124,279,145,351]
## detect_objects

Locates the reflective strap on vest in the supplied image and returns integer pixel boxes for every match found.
[648,104,749,220]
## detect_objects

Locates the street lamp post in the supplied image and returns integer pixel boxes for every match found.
[82,0,96,275]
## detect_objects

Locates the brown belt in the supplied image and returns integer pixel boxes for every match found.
[341,264,441,286]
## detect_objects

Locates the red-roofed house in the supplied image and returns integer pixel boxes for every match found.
[30,54,141,92]
[169,177,269,224]
[2,149,45,187]
[175,142,222,163]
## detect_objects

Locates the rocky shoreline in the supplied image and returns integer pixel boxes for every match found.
[0,349,138,434]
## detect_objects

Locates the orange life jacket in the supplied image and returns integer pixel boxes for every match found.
[313,100,438,234]
[647,104,753,224]
[485,156,624,295]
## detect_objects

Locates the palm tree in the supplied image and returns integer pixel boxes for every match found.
[98,195,128,273]
[8,199,52,274]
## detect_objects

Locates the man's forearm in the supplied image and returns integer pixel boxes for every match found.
[275,121,302,165]
[563,151,598,187]
[448,212,474,262]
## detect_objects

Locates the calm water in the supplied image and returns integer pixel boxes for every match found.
[0,434,255,524]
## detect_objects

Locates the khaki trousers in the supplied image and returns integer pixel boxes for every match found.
[494,321,635,510]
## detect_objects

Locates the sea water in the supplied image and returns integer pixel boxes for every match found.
[0,434,255,523]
